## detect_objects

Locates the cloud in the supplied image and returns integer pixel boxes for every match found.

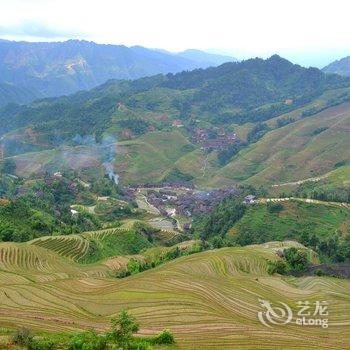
[0,21,81,40]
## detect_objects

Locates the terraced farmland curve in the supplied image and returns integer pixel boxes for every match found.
[0,243,112,283]
[0,241,349,349]
[30,234,90,261]
[29,226,184,265]
[29,227,148,262]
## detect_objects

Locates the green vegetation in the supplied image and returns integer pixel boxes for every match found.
[217,141,247,166]
[0,173,105,242]
[9,312,175,350]
[108,311,139,349]
[68,331,107,350]
[198,198,350,263]
[0,54,350,191]
[192,195,246,240]
[81,228,152,264]
[291,180,350,203]
[117,241,206,278]
[267,247,310,274]
[208,101,350,186]
[247,123,270,143]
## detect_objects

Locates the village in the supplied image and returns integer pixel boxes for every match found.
[171,119,238,151]
[131,184,242,232]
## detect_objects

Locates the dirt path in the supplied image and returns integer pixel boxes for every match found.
[258,196,350,209]
[202,154,208,177]
[271,174,329,187]
[135,193,160,215]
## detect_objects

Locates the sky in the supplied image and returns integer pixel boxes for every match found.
[1,0,350,67]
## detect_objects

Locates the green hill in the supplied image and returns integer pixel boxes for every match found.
[209,102,350,187]
[1,56,350,188]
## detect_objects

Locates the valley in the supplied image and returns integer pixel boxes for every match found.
[0,47,350,349]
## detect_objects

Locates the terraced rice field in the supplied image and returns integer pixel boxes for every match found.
[0,240,349,349]
[30,234,90,261]
[30,228,141,262]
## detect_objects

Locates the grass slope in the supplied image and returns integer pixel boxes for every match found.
[210,102,350,187]
[231,201,350,241]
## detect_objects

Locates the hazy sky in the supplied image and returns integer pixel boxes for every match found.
[1,0,350,67]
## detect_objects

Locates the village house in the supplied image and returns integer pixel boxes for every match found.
[172,120,184,127]
[53,171,63,179]
[243,195,256,205]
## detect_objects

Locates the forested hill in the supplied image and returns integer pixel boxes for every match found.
[0,39,235,105]
[1,55,349,139]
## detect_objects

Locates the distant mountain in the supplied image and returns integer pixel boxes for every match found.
[323,56,350,76]
[0,39,233,106]
[0,82,40,106]
[176,49,236,66]
[1,55,348,138]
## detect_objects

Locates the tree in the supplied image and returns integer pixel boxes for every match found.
[284,247,309,271]
[109,310,139,350]
[152,330,175,345]
[267,260,287,275]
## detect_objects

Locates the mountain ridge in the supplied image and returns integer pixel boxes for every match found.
[1,55,350,188]
[0,39,235,106]
[323,55,350,76]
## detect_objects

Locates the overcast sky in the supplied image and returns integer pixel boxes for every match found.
[1,0,350,67]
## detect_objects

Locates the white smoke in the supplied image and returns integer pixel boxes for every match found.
[73,134,119,185]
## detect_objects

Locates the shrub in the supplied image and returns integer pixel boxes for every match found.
[267,203,284,214]
[12,327,33,345]
[130,339,153,350]
[68,331,107,350]
[267,260,287,275]
[28,337,57,350]
[108,310,139,350]
[151,330,175,345]
[314,269,326,276]
[284,247,309,271]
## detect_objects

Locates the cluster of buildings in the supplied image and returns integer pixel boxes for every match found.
[144,187,238,220]
[192,127,237,151]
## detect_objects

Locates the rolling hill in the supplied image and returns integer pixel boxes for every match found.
[0,240,349,349]
[209,101,350,187]
[1,55,350,187]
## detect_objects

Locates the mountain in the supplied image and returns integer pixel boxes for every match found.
[0,82,41,106]
[0,39,233,106]
[323,55,350,76]
[176,49,236,66]
[1,55,350,187]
